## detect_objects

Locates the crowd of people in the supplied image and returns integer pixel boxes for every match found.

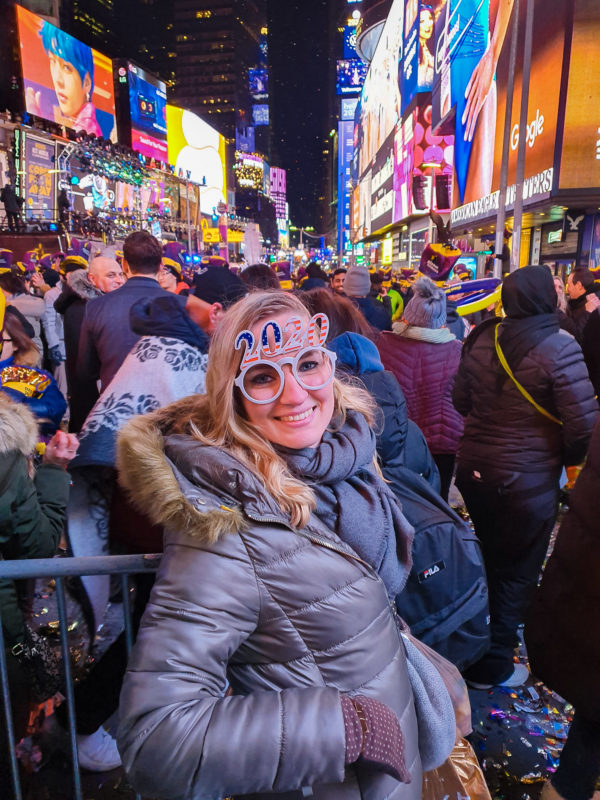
[0,232,599,800]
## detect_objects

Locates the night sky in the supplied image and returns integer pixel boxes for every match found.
[268,0,331,230]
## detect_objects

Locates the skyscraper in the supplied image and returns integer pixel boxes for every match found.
[170,0,267,142]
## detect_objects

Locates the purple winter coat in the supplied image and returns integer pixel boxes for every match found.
[378,330,464,455]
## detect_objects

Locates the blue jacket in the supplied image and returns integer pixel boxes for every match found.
[328,333,440,490]
[349,295,392,331]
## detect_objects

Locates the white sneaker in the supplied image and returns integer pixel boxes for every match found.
[76,726,122,772]
[467,662,530,691]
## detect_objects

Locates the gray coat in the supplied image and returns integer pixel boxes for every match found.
[116,404,422,800]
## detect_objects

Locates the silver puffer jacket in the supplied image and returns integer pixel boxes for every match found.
[116,403,422,800]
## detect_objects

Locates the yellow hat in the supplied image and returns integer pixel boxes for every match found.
[162,258,182,277]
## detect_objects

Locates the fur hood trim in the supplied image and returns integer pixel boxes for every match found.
[67,269,102,301]
[0,394,38,456]
[116,399,246,545]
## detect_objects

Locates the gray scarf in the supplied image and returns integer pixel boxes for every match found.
[280,411,413,598]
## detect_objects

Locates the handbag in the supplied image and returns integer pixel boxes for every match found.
[11,625,64,703]
[422,738,492,800]
[399,625,461,772]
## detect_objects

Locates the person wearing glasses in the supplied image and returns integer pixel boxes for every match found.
[115,291,425,800]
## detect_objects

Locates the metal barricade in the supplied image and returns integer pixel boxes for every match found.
[0,553,162,800]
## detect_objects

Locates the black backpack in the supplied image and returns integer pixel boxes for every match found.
[389,465,490,671]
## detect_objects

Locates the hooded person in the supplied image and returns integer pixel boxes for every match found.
[453,265,598,689]
[377,277,464,501]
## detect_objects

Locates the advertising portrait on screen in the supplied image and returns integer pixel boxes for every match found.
[16,5,116,140]
[122,62,168,162]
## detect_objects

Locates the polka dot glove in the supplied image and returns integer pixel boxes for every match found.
[341,694,411,784]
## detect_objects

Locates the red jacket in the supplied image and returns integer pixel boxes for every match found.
[378,330,464,455]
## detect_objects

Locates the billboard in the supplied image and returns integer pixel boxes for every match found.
[336,59,368,96]
[270,167,287,220]
[249,68,268,101]
[341,97,359,121]
[24,135,55,220]
[252,104,269,126]
[356,1,404,178]
[559,0,600,190]
[432,0,568,223]
[337,120,354,253]
[166,105,227,216]
[117,62,167,162]
[344,26,358,59]
[399,0,441,113]
[16,5,116,140]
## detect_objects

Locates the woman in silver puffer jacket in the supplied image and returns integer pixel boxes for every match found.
[115,291,447,800]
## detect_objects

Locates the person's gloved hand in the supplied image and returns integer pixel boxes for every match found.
[341,694,411,783]
[48,345,64,367]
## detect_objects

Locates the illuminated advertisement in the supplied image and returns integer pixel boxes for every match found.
[371,129,395,230]
[17,5,116,140]
[117,62,167,162]
[24,135,55,220]
[337,120,354,253]
[249,68,268,101]
[166,105,227,216]
[270,167,287,220]
[393,115,415,222]
[234,152,264,191]
[432,0,567,222]
[356,1,404,177]
[336,59,368,96]
[410,102,453,215]
[400,0,441,113]
[344,26,358,58]
[179,181,199,225]
[252,104,269,126]
[341,97,359,121]
[559,0,600,190]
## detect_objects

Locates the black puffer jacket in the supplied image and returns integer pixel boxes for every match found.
[453,319,597,471]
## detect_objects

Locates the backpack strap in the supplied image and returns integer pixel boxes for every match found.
[494,325,562,426]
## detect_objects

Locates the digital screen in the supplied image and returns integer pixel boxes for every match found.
[249,68,268,101]
[341,97,359,120]
[343,26,358,59]
[432,0,566,221]
[123,62,167,162]
[356,0,404,178]
[16,5,116,140]
[336,59,368,95]
[559,0,600,189]
[24,135,55,220]
[252,104,269,126]
[166,105,227,216]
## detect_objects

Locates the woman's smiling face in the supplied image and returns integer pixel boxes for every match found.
[239,312,335,450]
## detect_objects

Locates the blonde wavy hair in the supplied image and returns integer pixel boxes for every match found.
[170,291,377,527]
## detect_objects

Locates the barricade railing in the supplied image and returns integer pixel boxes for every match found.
[0,553,162,800]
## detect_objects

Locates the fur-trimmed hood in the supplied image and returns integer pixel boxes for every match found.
[117,398,256,545]
[67,269,102,301]
[0,393,38,456]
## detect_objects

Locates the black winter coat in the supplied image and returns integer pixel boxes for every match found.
[581,309,600,401]
[453,320,597,472]
[525,418,600,722]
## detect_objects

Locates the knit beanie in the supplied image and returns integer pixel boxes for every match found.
[344,266,371,297]
[403,276,447,329]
